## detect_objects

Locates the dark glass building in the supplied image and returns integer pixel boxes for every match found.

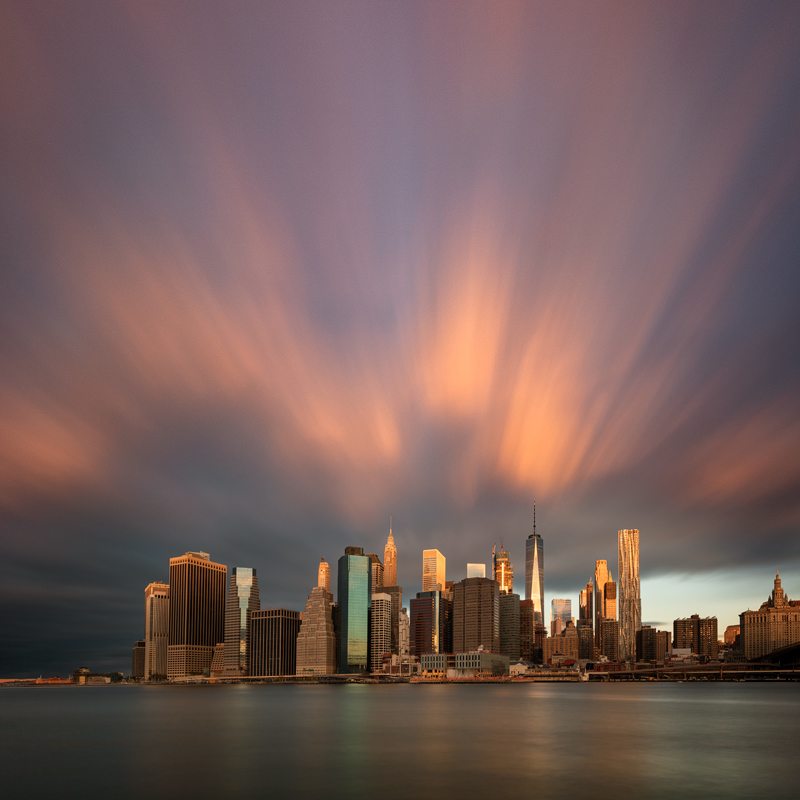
[249,609,301,676]
[338,547,370,673]
[499,592,520,660]
[410,590,452,656]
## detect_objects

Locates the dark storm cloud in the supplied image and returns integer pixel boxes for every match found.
[2,1,800,675]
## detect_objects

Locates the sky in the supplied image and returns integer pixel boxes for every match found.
[2,1,800,677]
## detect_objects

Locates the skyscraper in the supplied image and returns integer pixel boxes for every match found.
[338,546,370,673]
[167,551,227,679]
[493,543,514,594]
[384,521,397,587]
[551,598,572,636]
[144,581,169,681]
[499,592,521,660]
[380,584,403,656]
[399,607,410,657]
[422,549,446,592]
[593,560,611,649]
[369,593,392,672]
[525,506,544,625]
[452,577,500,654]
[224,567,261,675]
[410,590,451,655]
[318,558,330,593]
[132,640,145,678]
[296,584,337,675]
[367,553,384,594]
[579,582,593,625]
[618,528,641,662]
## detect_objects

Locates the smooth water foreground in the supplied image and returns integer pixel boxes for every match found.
[2,682,798,799]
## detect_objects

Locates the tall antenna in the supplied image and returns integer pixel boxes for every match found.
[533,500,537,536]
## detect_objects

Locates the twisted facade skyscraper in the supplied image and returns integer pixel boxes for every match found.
[618,529,641,662]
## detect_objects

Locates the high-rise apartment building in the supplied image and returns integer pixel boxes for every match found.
[167,551,227,679]
[296,585,337,675]
[740,573,800,659]
[369,593,392,672]
[674,615,719,660]
[577,620,594,660]
[410,590,451,656]
[636,625,658,662]
[499,592,520,660]
[318,558,330,593]
[618,529,641,662]
[224,567,261,675]
[144,581,169,680]
[467,563,486,578]
[422,549,446,592]
[525,511,544,626]
[601,618,620,660]
[604,580,617,622]
[338,546,370,673]
[384,523,397,587]
[452,577,500,654]
[249,609,301,676]
[493,544,514,595]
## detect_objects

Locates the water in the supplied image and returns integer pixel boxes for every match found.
[2,682,798,799]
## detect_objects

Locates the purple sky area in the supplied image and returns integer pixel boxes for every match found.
[2,1,800,676]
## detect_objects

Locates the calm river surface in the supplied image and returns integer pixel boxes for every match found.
[2,682,798,799]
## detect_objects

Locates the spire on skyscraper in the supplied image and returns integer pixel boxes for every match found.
[384,519,397,587]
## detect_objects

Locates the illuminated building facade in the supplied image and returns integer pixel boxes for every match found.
[338,547,370,673]
[369,593,392,672]
[367,554,384,594]
[167,551,227,679]
[525,516,544,626]
[422,549,446,592]
[543,621,579,664]
[224,567,261,675]
[249,609,301,676]
[296,585,337,675]
[551,598,572,637]
[492,544,514,595]
[384,524,397,587]
[144,581,169,680]
[399,607,410,657]
[593,560,612,649]
[318,558,330,592]
[674,614,719,660]
[579,582,592,626]
[618,529,641,662]
[740,573,800,659]
[452,577,500,654]
[467,563,486,578]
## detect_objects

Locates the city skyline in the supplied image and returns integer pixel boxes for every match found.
[2,2,800,677]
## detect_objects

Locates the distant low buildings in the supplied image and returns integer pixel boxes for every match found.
[740,572,800,659]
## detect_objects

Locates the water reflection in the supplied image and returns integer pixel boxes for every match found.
[2,683,798,799]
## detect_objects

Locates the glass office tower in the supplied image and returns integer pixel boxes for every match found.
[618,529,641,663]
[525,528,544,626]
[224,567,260,675]
[338,547,370,673]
